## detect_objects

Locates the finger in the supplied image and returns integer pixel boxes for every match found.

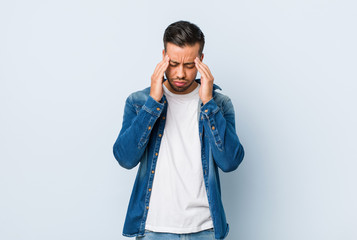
[194,57,204,74]
[158,56,170,73]
[195,58,213,79]
[153,61,164,74]
[200,63,212,76]
[195,60,211,80]
[154,56,169,75]
[196,59,214,81]
[157,62,169,78]
[154,59,169,80]
[195,57,211,73]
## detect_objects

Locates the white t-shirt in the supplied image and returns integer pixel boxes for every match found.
[145,84,213,233]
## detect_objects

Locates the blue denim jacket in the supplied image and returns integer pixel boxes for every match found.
[113,79,244,240]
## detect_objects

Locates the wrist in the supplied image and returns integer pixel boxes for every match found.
[150,93,161,102]
[201,96,212,105]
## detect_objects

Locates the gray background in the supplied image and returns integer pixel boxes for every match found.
[1,0,356,239]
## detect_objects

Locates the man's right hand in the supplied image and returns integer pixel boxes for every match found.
[150,55,170,102]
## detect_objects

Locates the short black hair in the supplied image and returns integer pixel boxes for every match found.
[163,20,205,56]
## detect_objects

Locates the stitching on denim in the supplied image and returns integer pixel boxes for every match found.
[142,105,159,117]
[137,117,154,149]
[133,104,143,114]
[208,118,224,151]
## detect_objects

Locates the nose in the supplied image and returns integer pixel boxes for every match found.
[176,65,185,79]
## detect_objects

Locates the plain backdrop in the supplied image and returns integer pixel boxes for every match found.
[1,0,356,240]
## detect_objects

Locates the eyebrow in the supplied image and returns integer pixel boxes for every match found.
[170,60,195,65]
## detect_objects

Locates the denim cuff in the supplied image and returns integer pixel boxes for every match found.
[201,98,220,118]
[142,96,165,117]
[201,98,224,150]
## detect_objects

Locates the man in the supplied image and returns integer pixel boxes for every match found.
[113,20,244,240]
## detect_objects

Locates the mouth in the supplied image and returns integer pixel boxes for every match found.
[173,80,187,87]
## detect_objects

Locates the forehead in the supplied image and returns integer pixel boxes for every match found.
[165,42,200,61]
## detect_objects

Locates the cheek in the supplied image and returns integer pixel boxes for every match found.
[166,66,174,75]
[188,69,198,77]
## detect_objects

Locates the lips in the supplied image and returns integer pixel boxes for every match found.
[173,81,187,87]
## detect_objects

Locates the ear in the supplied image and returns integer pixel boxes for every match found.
[200,53,204,61]
[162,49,166,59]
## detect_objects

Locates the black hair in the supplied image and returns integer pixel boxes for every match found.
[163,20,205,56]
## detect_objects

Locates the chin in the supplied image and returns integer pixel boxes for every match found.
[167,78,195,93]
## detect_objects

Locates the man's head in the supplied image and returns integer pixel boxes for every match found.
[163,20,205,57]
[162,21,205,94]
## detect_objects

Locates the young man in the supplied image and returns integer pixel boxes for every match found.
[113,21,245,240]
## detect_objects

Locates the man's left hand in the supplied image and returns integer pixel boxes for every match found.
[195,57,214,105]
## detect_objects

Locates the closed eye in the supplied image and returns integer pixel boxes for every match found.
[169,61,195,68]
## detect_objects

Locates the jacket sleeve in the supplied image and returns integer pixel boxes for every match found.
[113,94,164,169]
[201,97,245,172]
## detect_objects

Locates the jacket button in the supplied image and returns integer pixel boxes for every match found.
[157,107,160,111]
[162,116,165,120]
[148,126,151,130]
[155,153,158,156]
[152,170,155,174]
[146,206,149,210]
[212,126,215,130]
[204,109,208,112]
[159,134,162,137]
[164,101,167,104]
[149,188,152,192]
